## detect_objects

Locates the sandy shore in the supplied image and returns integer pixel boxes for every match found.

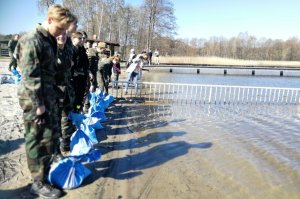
[1,61,299,199]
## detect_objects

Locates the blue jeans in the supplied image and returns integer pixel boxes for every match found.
[125,72,139,92]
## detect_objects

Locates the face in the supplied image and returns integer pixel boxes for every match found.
[14,35,20,40]
[92,43,97,48]
[87,42,92,48]
[56,31,67,46]
[113,58,119,64]
[99,48,105,53]
[72,37,82,46]
[82,35,87,44]
[48,17,70,37]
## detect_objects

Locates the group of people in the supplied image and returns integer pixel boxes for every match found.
[10,3,161,198]
[150,48,160,65]
[11,4,119,199]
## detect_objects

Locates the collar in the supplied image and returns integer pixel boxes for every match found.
[36,23,50,38]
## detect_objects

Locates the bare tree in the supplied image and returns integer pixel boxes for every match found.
[37,0,56,13]
[142,0,176,50]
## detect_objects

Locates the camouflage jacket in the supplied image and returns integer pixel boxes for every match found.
[87,48,99,72]
[98,54,112,79]
[17,24,58,108]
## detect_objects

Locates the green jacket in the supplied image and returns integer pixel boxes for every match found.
[17,24,58,111]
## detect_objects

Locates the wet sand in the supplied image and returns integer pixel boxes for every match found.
[0,61,300,199]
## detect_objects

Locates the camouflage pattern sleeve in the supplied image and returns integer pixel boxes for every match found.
[19,39,44,107]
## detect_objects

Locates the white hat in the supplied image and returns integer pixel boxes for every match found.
[130,48,135,53]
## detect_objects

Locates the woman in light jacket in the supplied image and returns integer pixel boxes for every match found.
[124,54,147,94]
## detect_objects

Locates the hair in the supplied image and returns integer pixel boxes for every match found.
[71,32,83,39]
[139,54,148,60]
[98,42,106,48]
[81,31,87,38]
[113,56,120,62]
[48,4,76,26]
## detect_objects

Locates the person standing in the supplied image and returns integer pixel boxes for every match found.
[7,34,19,71]
[87,42,99,92]
[54,30,75,155]
[16,5,74,199]
[154,49,159,65]
[126,48,136,68]
[83,41,99,113]
[58,18,78,153]
[71,32,89,113]
[97,42,111,94]
[111,56,121,88]
[124,54,147,94]
[148,48,152,65]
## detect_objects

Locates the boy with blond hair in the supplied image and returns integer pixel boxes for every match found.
[16,4,75,199]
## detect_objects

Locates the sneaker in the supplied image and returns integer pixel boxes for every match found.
[30,181,62,199]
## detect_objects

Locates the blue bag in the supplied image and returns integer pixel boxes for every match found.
[48,158,91,189]
[90,111,107,122]
[68,112,86,128]
[81,121,99,144]
[70,129,94,156]
[104,94,114,105]
[69,148,101,163]
[84,116,104,130]
[88,92,97,106]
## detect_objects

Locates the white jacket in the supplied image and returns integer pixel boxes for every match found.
[126,55,144,74]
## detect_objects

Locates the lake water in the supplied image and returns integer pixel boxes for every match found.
[142,71,300,88]
[138,71,300,198]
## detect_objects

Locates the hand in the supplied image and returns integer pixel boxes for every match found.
[36,105,45,115]
[34,110,49,126]
[89,73,94,80]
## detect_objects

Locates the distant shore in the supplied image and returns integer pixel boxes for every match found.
[158,56,300,68]
[2,56,300,69]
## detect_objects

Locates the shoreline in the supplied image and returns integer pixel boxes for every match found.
[2,57,300,70]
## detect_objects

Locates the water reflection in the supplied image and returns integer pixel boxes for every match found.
[144,103,299,123]
[139,72,300,198]
[143,71,300,88]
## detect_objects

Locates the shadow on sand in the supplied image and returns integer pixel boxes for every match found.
[89,140,212,180]
[81,103,213,184]
[0,138,24,156]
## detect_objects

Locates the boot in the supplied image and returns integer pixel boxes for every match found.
[60,139,70,156]
[30,180,62,199]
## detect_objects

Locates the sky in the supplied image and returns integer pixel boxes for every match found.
[1,0,300,40]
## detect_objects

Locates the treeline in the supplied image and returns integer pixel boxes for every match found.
[24,1,300,61]
[37,0,176,58]
[162,32,300,61]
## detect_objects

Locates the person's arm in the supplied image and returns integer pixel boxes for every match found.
[19,40,44,111]
[8,40,13,56]
[117,63,121,73]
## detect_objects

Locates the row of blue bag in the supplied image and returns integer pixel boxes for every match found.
[11,69,112,189]
[48,90,114,189]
